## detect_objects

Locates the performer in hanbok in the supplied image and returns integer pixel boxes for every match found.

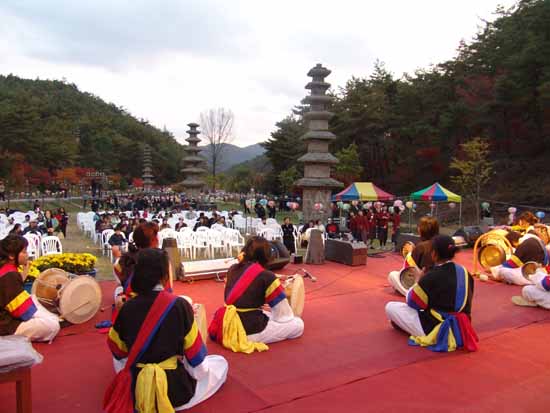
[388,216,439,296]
[385,235,478,352]
[105,248,227,412]
[208,236,304,353]
[0,235,59,341]
[490,224,549,286]
[512,268,550,309]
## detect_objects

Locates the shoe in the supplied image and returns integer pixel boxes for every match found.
[511,296,538,307]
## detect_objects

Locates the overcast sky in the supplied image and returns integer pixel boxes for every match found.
[0,0,517,147]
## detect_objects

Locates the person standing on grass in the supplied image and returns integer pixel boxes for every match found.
[55,207,69,238]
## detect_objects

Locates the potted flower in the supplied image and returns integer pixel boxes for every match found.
[29,253,98,277]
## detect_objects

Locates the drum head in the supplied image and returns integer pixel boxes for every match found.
[521,262,539,279]
[288,275,305,317]
[58,276,102,324]
[479,245,506,269]
[32,268,70,302]
[399,267,420,290]
[401,241,415,258]
[193,303,208,345]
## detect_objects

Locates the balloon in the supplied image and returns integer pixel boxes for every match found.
[268,200,275,207]
[314,203,323,211]
[260,199,268,206]
[366,202,373,209]
[362,203,369,210]
[481,202,490,210]
[399,205,406,212]
[337,201,344,208]
[405,201,413,209]
[430,203,436,208]
[393,200,403,207]
[351,200,359,206]
[291,202,299,210]
[286,201,292,208]
[508,207,517,214]
[449,202,456,209]
[342,203,350,211]
[536,211,545,219]
[296,197,301,202]
[388,206,394,214]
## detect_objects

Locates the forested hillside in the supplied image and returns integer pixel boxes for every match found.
[262,0,550,204]
[0,76,184,186]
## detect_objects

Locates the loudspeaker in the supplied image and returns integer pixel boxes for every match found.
[453,226,484,247]
[266,240,290,270]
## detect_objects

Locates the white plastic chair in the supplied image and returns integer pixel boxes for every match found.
[40,236,63,256]
[226,229,245,257]
[192,231,210,260]
[176,231,194,259]
[24,233,41,259]
[208,230,226,258]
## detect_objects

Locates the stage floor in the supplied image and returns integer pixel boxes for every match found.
[1,250,550,413]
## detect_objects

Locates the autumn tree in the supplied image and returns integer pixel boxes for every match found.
[450,137,494,223]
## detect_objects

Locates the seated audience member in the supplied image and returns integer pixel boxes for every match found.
[385,235,478,352]
[175,218,187,231]
[109,223,129,260]
[0,235,60,341]
[208,237,304,353]
[8,223,24,236]
[388,216,439,296]
[160,218,171,230]
[23,219,42,235]
[105,248,227,412]
[491,224,549,285]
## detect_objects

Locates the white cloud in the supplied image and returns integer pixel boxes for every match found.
[0,0,517,146]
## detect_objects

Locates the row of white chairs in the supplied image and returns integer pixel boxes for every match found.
[24,234,62,258]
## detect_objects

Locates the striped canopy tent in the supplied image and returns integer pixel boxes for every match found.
[410,182,462,226]
[410,182,461,202]
[332,182,395,201]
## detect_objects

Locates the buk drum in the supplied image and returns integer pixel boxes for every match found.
[283,275,305,317]
[179,295,208,345]
[476,230,513,271]
[32,268,102,324]
[399,267,422,291]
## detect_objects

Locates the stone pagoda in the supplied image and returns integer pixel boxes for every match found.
[181,122,206,198]
[142,144,155,191]
[295,63,343,222]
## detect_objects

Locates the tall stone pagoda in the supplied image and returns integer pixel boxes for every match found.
[142,144,155,191]
[295,63,343,222]
[181,122,206,198]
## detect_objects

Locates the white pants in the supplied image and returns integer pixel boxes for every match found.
[14,296,60,342]
[388,270,409,296]
[113,355,228,411]
[247,312,304,344]
[384,302,425,337]
[521,271,550,309]
[492,265,533,286]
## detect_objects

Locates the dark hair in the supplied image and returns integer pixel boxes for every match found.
[518,211,539,226]
[505,231,521,245]
[0,235,28,267]
[417,216,440,241]
[114,223,125,231]
[130,248,169,295]
[130,222,159,251]
[431,235,457,261]
[240,236,272,267]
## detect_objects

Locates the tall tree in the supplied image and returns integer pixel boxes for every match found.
[450,137,494,223]
[334,143,363,185]
[200,108,235,192]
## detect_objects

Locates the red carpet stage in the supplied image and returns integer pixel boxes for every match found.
[1,250,549,412]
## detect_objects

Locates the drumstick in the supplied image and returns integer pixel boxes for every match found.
[300,269,317,282]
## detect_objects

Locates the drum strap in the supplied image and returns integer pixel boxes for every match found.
[103,291,177,413]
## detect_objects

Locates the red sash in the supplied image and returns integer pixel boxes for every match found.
[103,290,177,413]
[0,263,18,278]
[208,263,264,343]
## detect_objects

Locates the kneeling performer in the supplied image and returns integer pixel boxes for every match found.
[208,236,304,353]
[105,249,227,412]
[385,235,478,352]
[491,225,549,286]
[0,235,59,342]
